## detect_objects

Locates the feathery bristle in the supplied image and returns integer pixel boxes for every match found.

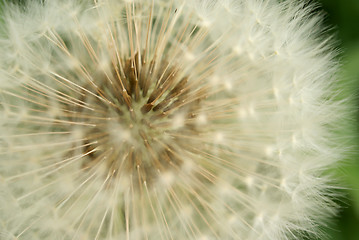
[0,0,346,239]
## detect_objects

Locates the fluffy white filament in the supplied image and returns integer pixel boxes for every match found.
[0,0,345,239]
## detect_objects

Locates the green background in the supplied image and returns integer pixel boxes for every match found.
[318,0,359,239]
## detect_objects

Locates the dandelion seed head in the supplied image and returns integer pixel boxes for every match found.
[0,0,347,239]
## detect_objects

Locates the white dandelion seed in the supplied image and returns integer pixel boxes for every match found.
[0,0,347,239]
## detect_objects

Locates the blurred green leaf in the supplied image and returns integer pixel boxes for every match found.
[318,0,359,239]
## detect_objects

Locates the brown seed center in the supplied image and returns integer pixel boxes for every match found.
[75,52,206,187]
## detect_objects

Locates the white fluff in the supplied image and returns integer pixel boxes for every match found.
[0,0,347,239]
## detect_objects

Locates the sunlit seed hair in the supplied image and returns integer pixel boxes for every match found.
[0,0,345,239]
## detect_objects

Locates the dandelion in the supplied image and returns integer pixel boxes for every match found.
[0,0,346,239]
